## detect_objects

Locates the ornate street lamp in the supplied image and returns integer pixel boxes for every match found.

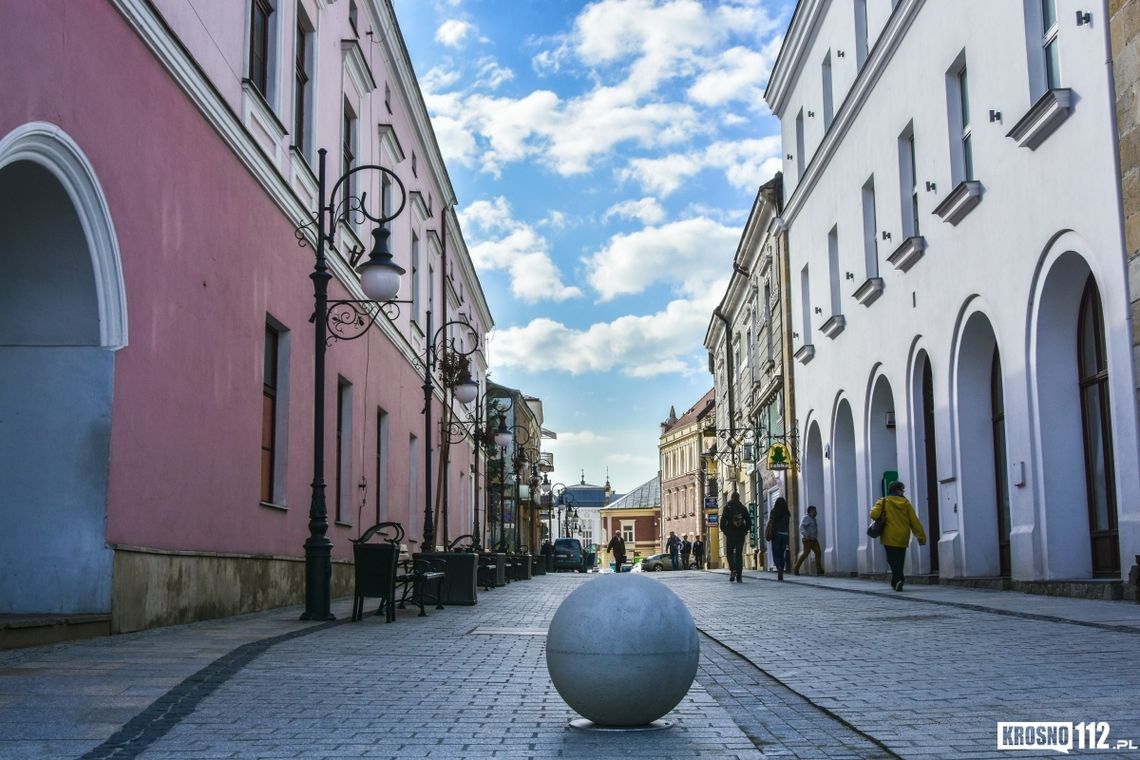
[294,149,408,621]
[442,383,510,550]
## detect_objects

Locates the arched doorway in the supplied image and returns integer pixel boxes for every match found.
[0,124,125,615]
[954,310,1006,577]
[1077,277,1119,576]
[866,374,898,573]
[912,352,940,574]
[804,420,826,558]
[831,399,858,573]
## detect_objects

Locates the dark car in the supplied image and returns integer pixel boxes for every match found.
[640,552,680,571]
[553,538,588,573]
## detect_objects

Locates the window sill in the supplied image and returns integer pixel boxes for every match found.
[820,314,846,339]
[794,343,816,364]
[853,277,885,306]
[259,501,287,511]
[887,235,926,272]
[1007,88,1073,150]
[933,180,982,226]
[334,520,353,528]
[240,79,287,160]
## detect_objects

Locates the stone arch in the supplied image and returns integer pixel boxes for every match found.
[863,368,898,574]
[1029,232,1137,580]
[830,396,859,573]
[950,301,1006,578]
[802,416,826,556]
[0,123,125,614]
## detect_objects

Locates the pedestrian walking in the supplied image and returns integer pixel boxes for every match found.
[666,531,682,570]
[680,534,692,569]
[793,505,825,576]
[692,534,705,570]
[606,532,627,573]
[765,497,791,581]
[869,480,927,591]
[720,492,751,582]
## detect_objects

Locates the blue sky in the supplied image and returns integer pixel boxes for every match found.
[392,0,792,494]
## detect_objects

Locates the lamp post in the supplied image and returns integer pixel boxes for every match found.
[294,148,409,622]
[503,424,532,551]
[420,315,480,554]
[442,383,510,550]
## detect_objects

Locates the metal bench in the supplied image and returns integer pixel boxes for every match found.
[396,557,446,617]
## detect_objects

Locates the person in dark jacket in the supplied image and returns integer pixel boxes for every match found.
[692,535,705,569]
[767,497,791,581]
[680,534,692,569]
[666,531,682,570]
[606,533,627,573]
[720,492,751,582]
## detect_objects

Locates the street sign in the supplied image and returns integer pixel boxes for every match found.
[706,514,718,526]
[704,497,718,509]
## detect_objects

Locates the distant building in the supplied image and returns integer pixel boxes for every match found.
[601,476,661,566]
[659,389,717,565]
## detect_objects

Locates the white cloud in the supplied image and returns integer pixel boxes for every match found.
[460,197,582,302]
[540,210,570,229]
[604,197,666,226]
[435,19,475,48]
[489,290,723,378]
[585,217,741,300]
[476,57,515,89]
[619,136,782,196]
[554,430,611,446]
[419,0,782,178]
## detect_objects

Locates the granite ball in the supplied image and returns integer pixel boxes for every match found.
[546,573,699,726]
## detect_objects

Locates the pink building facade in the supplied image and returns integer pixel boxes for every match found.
[0,0,493,633]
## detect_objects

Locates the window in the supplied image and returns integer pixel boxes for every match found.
[248,0,274,98]
[1077,277,1119,576]
[411,151,418,177]
[382,174,392,217]
[349,0,359,35]
[293,11,313,158]
[342,100,357,222]
[622,523,634,543]
[1041,0,1060,89]
[861,176,878,278]
[764,283,773,361]
[375,408,389,523]
[958,67,973,181]
[261,324,280,503]
[800,264,812,341]
[827,225,841,315]
[795,109,806,179]
[384,82,392,113]
[821,52,834,129]
[411,233,420,324]
[898,126,920,237]
[336,380,353,523]
[855,0,869,68]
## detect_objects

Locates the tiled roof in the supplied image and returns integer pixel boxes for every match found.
[604,475,660,510]
[662,387,715,434]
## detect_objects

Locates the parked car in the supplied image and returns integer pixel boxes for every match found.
[640,552,680,571]
[552,538,588,573]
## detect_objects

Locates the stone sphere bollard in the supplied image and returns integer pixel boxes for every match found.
[546,573,699,727]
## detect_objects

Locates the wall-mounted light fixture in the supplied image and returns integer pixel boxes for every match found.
[881,231,892,241]
[786,153,794,160]
[845,271,855,281]
[885,411,896,428]
[1076,10,1091,25]
[925,181,937,192]
[813,306,822,314]
[836,50,845,58]
[989,109,1002,122]
[807,110,815,118]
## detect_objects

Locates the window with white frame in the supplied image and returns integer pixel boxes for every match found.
[621,523,634,543]
[261,319,290,505]
[764,282,773,361]
[822,51,834,129]
[335,379,353,524]
[898,125,920,237]
[800,264,812,342]
[342,99,357,222]
[795,109,806,179]
[827,226,841,316]
[861,176,878,278]
[248,0,277,102]
[855,0,869,68]
[1041,0,1060,90]
[293,8,314,160]
[947,56,974,184]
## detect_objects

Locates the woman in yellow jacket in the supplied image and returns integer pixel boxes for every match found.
[869,480,926,592]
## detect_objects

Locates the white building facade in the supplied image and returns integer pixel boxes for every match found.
[767,0,1140,588]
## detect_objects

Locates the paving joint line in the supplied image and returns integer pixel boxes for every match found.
[736,572,1140,635]
[696,625,903,759]
[78,619,344,759]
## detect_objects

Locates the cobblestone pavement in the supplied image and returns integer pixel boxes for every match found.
[1,570,1138,759]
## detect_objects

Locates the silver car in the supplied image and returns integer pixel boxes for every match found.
[640,552,682,571]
